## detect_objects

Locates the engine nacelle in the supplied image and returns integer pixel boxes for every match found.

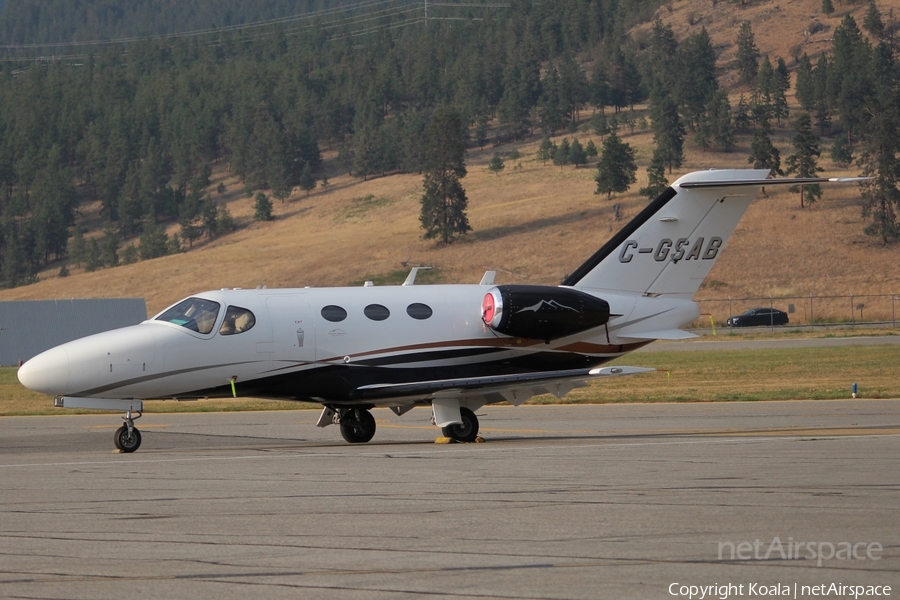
[481,285,610,341]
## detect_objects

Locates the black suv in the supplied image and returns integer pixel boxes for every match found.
[726,308,789,327]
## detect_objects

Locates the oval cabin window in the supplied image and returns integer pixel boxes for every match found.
[321,305,348,322]
[364,304,390,321]
[406,303,433,320]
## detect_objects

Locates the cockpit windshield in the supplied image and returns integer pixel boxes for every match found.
[219,306,256,336]
[155,297,221,334]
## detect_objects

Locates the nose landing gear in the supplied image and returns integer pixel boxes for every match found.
[114,410,142,453]
[54,398,145,452]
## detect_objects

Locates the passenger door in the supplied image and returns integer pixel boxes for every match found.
[265,295,317,367]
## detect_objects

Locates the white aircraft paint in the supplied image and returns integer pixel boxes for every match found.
[17,169,867,451]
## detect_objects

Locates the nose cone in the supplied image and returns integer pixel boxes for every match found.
[18,345,71,396]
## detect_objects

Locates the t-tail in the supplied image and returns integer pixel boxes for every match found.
[563,169,866,300]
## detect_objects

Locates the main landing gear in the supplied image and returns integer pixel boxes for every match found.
[440,407,480,443]
[338,408,377,444]
[316,404,482,444]
[114,410,142,453]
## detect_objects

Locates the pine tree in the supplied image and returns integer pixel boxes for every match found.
[537,137,555,165]
[569,139,588,168]
[487,153,505,174]
[475,111,489,150]
[734,94,752,132]
[697,90,736,152]
[553,138,571,170]
[858,42,900,244]
[68,226,86,267]
[736,22,761,85]
[201,198,220,238]
[813,54,832,134]
[101,224,119,267]
[830,134,854,167]
[590,111,609,137]
[831,16,870,143]
[594,131,637,200]
[419,108,470,244]
[138,216,168,260]
[298,162,316,196]
[85,238,101,272]
[773,58,791,124]
[795,54,815,111]
[650,88,684,173]
[254,192,274,221]
[748,117,784,177]
[675,27,718,131]
[785,113,823,207]
[863,0,884,38]
[538,64,565,134]
[216,204,235,235]
[639,150,669,200]
[585,140,598,158]
[822,0,834,15]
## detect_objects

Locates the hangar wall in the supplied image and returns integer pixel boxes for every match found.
[0,299,147,365]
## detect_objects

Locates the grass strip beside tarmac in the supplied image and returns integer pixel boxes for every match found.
[2,344,898,416]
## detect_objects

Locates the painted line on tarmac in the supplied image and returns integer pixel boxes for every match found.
[0,437,774,469]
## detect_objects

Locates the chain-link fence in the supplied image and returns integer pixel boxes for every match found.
[693,294,900,328]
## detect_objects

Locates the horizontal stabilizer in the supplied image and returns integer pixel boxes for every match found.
[679,176,871,189]
[615,330,699,341]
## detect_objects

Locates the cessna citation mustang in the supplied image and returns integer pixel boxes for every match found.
[18,169,864,452]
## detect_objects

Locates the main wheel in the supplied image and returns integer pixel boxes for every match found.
[114,425,142,453]
[339,409,376,444]
[441,407,479,443]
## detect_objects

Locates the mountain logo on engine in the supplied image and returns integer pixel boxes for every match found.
[516,300,579,314]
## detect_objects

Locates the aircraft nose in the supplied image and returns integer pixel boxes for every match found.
[17,345,71,396]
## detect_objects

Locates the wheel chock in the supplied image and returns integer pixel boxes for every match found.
[434,436,486,444]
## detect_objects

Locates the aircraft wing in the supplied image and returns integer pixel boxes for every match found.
[355,366,654,406]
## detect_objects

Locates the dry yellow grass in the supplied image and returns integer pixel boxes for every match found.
[0,0,888,319]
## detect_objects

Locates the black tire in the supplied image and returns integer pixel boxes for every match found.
[339,409,376,443]
[441,407,479,443]
[114,425,142,453]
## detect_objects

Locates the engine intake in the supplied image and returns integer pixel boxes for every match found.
[482,285,610,341]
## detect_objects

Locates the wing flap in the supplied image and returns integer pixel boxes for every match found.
[356,366,655,404]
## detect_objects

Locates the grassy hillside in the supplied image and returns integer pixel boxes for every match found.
[0,0,891,324]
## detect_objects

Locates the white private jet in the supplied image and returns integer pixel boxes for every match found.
[17,169,864,451]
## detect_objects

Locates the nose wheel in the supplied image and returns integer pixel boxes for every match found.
[114,411,142,452]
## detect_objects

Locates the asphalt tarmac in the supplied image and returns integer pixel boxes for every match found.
[1,401,898,599]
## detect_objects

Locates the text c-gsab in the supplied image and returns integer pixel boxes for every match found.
[619,236,723,263]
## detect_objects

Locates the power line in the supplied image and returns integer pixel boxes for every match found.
[0,0,407,49]
[0,0,509,59]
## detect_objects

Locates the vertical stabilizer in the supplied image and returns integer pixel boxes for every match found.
[563,169,771,298]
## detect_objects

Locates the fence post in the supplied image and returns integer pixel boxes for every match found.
[850,293,855,324]
[892,291,895,327]
[770,294,774,330]
[810,294,814,327]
